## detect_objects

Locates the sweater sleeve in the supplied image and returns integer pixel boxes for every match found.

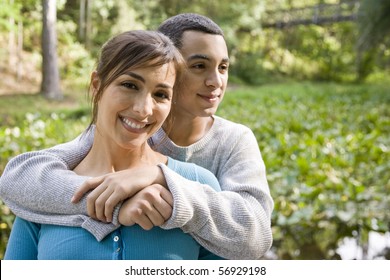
[0,128,120,241]
[159,128,273,260]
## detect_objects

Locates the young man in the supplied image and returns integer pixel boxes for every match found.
[0,13,273,259]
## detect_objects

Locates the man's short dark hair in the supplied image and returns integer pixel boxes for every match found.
[158,13,224,49]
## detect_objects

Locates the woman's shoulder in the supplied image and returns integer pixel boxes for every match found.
[166,157,221,191]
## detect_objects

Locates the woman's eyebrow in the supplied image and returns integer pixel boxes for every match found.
[124,71,172,89]
[124,72,145,83]
[156,83,173,89]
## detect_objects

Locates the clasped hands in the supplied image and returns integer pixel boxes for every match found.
[71,166,173,230]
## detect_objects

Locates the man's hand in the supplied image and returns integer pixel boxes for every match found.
[118,184,173,229]
[71,165,167,222]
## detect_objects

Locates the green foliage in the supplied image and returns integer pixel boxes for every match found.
[252,23,360,83]
[0,1,21,32]
[2,0,390,86]
[357,0,390,51]
[356,0,390,81]
[230,51,272,85]
[218,82,390,259]
[56,19,95,83]
[0,110,89,259]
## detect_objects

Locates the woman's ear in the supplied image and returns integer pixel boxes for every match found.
[90,71,100,94]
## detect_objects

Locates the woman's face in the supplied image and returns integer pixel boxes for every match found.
[94,63,176,150]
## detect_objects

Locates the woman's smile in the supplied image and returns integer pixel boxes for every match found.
[119,115,150,133]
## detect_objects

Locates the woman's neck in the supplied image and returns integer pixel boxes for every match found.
[74,135,166,177]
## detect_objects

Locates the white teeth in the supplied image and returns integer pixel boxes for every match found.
[121,117,146,129]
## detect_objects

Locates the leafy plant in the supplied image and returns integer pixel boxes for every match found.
[219,82,390,259]
[0,110,89,259]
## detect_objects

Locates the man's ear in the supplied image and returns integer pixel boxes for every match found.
[90,71,100,93]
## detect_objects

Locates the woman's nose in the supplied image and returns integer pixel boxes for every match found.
[132,95,153,118]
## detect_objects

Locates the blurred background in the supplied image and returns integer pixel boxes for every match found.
[0,0,389,259]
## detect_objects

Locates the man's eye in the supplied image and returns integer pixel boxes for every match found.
[219,64,229,72]
[192,63,205,69]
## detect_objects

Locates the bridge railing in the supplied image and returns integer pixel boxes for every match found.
[261,0,360,28]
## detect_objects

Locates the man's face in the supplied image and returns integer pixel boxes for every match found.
[174,30,229,118]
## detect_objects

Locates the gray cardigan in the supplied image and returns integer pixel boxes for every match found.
[0,115,273,259]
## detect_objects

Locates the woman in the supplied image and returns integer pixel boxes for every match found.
[4,30,221,260]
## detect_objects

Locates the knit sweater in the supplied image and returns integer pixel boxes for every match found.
[4,158,222,260]
[0,115,273,259]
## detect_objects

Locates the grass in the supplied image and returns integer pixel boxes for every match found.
[0,85,90,126]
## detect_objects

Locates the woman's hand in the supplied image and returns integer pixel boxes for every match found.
[118,184,173,229]
[71,165,167,222]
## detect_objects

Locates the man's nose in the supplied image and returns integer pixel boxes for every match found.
[205,69,223,88]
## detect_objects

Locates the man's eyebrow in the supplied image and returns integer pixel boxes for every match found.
[187,54,230,63]
[188,54,209,61]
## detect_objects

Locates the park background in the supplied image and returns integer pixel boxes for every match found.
[0,0,389,260]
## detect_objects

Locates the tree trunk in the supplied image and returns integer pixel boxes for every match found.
[85,0,92,50]
[8,0,16,71]
[17,19,23,81]
[41,0,62,100]
[79,0,86,41]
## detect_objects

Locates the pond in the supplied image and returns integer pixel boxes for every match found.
[337,231,390,260]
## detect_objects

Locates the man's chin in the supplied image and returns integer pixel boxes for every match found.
[201,108,217,117]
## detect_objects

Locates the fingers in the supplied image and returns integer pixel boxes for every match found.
[153,187,173,221]
[139,185,173,226]
[159,186,173,207]
[133,207,157,230]
[103,193,122,223]
[118,184,173,229]
[86,184,113,221]
[71,176,105,203]
[86,183,126,222]
[72,172,140,222]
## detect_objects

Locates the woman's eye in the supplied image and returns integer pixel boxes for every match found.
[121,82,138,90]
[155,91,171,100]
